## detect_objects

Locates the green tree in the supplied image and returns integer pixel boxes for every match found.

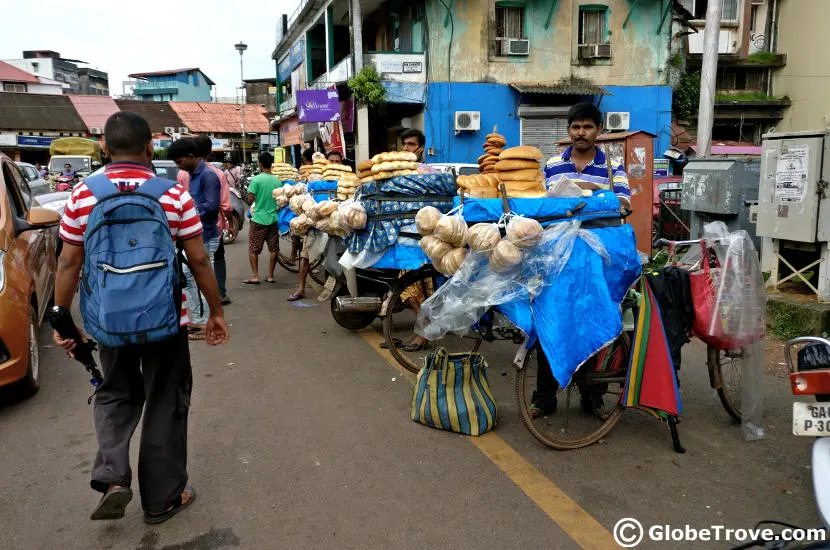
[673,71,701,122]
[348,66,387,106]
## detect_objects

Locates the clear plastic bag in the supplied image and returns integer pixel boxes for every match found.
[545,175,583,198]
[679,221,767,441]
[415,220,588,340]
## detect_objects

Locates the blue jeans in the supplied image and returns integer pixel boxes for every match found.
[182,236,220,326]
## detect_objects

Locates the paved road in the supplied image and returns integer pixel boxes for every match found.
[0,232,822,550]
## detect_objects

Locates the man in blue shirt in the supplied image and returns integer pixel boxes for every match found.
[168,138,222,339]
[543,102,631,209]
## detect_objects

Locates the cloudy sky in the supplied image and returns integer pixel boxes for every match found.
[1,0,301,99]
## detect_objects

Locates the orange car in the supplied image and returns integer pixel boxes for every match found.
[0,153,61,397]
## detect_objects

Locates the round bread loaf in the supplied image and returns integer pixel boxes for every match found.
[496,168,543,182]
[483,165,496,173]
[499,146,544,161]
[485,134,507,146]
[484,147,505,156]
[477,154,489,164]
[357,159,375,171]
[483,173,500,187]
[504,180,546,191]
[495,159,540,171]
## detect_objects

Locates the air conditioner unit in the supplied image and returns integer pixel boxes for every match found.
[578,44,612,60]
[506,38,530,56]
[454,111,481,133]
[178,127,189,134]
[605,112,630,131]
[164,126,176,135]
[89,127,103,135]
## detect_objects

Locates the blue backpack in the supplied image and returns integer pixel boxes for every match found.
[80,174,182,347]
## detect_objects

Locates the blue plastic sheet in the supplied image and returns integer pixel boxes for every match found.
[372,242,431,270]
[277,206,295,233]
[454,191,622,226]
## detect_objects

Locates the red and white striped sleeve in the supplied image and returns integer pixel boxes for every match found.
[59,184,93,245]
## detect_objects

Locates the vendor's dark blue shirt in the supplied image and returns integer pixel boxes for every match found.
[188,160,221,241]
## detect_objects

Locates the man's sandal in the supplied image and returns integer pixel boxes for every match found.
[90,486,133,520]
[143,487,196,525]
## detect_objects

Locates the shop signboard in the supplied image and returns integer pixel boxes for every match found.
[17,135,55,147]
[279,117,303,146]
[297,89,341,124]
[278,39,305,83]
[340,97,355,133]
[319,120,345,156]
[653,158,670,177]
[0,133,17,147]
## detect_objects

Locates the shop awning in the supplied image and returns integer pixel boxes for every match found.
[510,83,610,96]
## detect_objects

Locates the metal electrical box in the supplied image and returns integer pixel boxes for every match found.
[680,158,761,248]
[757,130,830,243]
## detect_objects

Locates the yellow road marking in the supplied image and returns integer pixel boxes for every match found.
[360,329,619,550]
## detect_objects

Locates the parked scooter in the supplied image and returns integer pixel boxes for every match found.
[728,338,830,549]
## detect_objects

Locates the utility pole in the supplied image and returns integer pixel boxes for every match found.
[696,0,722,158]
[235,42,248,165]
[352,0,370,161]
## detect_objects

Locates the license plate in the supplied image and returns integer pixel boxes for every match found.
[793,402,830,436]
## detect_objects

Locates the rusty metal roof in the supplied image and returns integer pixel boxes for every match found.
[0,92,87,131]
[68,95,120,131]
[511,83,610,96]
[169,102,271,134]
[114,99,185,132]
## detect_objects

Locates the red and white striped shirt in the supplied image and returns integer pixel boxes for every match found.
[60,162,203,326]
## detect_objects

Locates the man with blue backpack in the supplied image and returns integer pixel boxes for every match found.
[53,111,229,524]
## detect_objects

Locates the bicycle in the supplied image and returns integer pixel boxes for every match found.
[275,231,327,286]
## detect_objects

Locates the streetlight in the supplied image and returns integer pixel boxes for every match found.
[235,41,248,165]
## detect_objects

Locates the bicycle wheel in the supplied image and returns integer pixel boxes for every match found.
[383,269,482,375]
[277,233,301,273]
[516,334,630,450]
[708,346,742,422]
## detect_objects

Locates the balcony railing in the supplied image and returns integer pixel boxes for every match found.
[134,81,183,90]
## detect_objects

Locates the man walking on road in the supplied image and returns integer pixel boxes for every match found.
[244,152,282,284]
[178,135,233,305]
[168,138,223,339]
[53,111,229,524]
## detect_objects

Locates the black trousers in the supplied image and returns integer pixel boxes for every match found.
[214,239,227,297]
[91,329,192,514]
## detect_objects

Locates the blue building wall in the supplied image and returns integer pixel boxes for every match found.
[598,86,673,157]
[136,71,212,102]
[423,82,673,165]
[424,83,520,164]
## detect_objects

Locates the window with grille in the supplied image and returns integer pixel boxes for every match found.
[3,82,27,93]
[495,5,525,55]
[680,0,739,21]
[579,8,607,45]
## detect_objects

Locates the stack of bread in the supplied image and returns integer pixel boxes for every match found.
[495,146,547,198]
[309,153,328,181]
[356,160,375,182]
[336,173,361,200]
[360,151,418,183]
[299,164,314,181]
[272,181,307,209]
[415,206,470,276]
[322,163,353,182]
[271,162,300,181]
[455,173,500,198]
[478,132,507,173]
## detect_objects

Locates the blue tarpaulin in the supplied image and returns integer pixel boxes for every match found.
[454,191,623,226]
[277,180,338,233]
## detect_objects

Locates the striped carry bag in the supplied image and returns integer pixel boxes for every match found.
[411,348,498,436]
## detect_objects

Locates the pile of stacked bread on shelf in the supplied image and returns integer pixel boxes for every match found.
[271,162,300,181]
[322,162,353,182]
[455,173,500,198]
[359,152,419,183]
[336,172,361,200]
[299,163,313,181]
[494,146,547,198]
[477,131,507,173]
